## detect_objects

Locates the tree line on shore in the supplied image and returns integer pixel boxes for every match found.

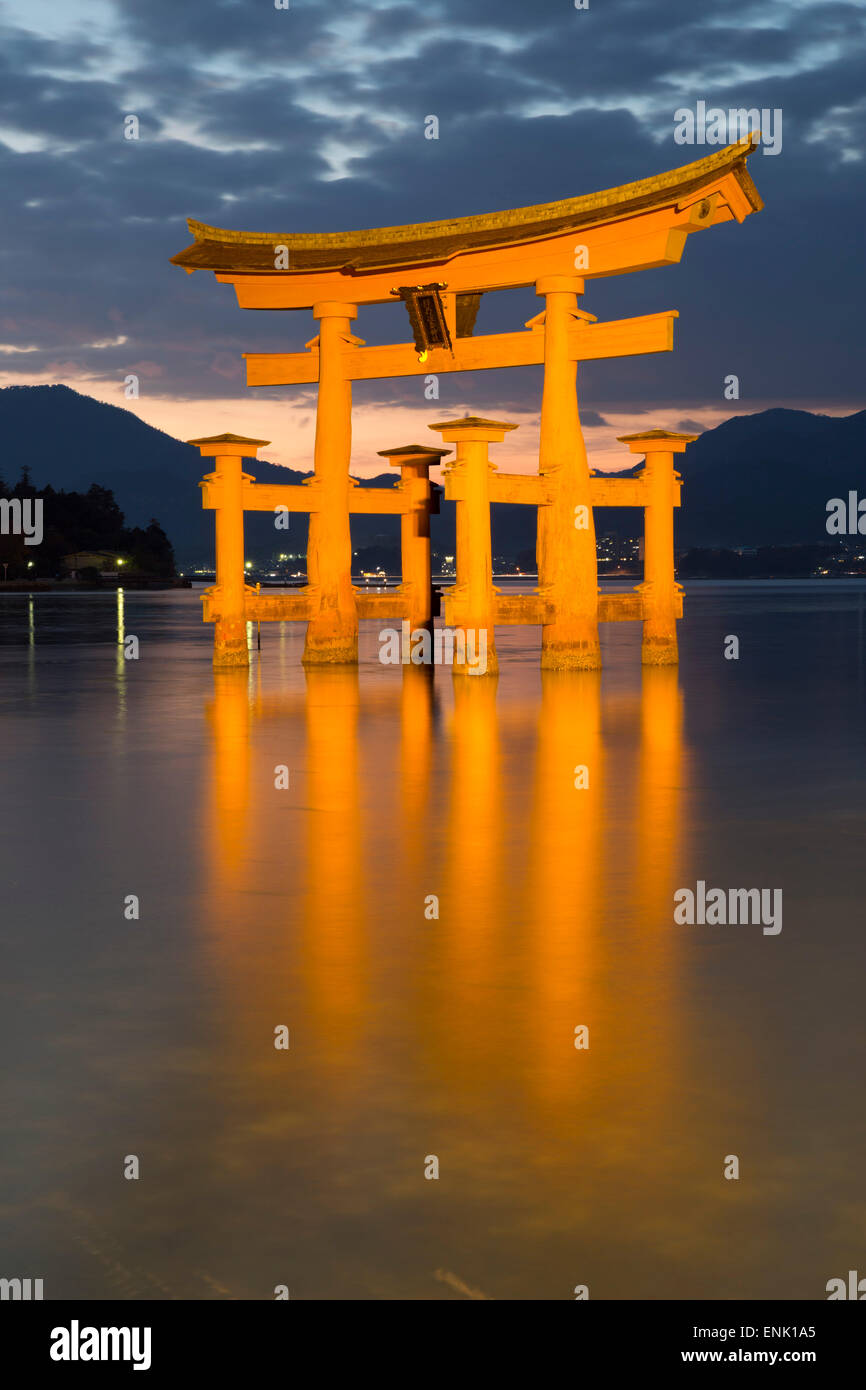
[0,467,175,579]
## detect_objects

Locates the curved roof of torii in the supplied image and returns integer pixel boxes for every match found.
[171,138,762,277]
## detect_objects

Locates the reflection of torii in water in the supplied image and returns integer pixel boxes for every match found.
[203,663,685,1085]
[200,663,689,1295]
[176,139,763,673]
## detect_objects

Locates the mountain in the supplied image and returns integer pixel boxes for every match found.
[1,386,863,562]
[0,385,400,566]
[674,408,866,547]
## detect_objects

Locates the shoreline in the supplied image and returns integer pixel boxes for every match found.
[0,578,191,592]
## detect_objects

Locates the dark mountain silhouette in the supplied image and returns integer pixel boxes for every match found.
[674,408,866,547]
[1,386,863,563]
[0,384,400,565]
[588,409,866,549]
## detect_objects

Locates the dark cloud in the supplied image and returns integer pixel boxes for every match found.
[0,0,861,414]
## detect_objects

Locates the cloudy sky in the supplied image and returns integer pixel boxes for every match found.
[0,0,863,474]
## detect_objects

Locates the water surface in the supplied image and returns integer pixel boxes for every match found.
[1,582,864,1299]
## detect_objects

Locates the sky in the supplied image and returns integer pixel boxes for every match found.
[0,0,863,475]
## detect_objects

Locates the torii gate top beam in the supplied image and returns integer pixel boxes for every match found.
[170,139,762,309]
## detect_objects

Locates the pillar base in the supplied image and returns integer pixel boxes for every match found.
[453,668,499,688]
[213,617,249,669]
[641,635,679,666]
[453,651,498,676]
[451,624,496,676]
[541,622,602,671]
[302,642,358,666]
[302,613,358,665]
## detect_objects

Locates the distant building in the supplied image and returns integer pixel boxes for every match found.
[62,550,123,576]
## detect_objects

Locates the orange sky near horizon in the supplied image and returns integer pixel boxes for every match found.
[1,366,860,482]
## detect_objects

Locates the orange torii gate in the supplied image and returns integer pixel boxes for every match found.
[173,137,763,671]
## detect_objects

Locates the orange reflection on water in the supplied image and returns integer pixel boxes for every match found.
[201,656,692,1280]
[205,670,253,885]
[299,669,369,1061]
[523,672,605,1111]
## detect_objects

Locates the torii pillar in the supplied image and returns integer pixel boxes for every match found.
[377,443,450,632]
[617,429,695,665]
[535,275,601,671]
[189,432,270,669]
[430,416,517,676]
[303,300,359,665]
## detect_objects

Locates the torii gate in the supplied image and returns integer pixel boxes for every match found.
[173,137,763,671]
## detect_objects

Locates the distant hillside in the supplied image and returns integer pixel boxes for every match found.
[0,385,398,565]
[590,409,866,548]
[1,386,863,561]
[675,408,866,547]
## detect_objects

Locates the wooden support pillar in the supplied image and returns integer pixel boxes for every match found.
[189,432,270,668]
[303,301,359,665]
[431,416,517,676]
[535,275,601,670]
[617,429,695,665]
[377,443,450,632]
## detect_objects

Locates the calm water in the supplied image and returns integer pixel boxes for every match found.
[1,583,864,1300]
